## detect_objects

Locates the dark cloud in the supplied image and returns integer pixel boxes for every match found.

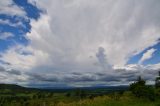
[25,67,160,85]
[25,68,159,83]
[27,73,59,82]
[99,76,120,82]
[7,69,21,75]
[96,47,112,71]
[1,65,160,87]
[96,47,106,67]
[0,60,11,65]
[0,66,5,72]
[0,66,21,75]
[63,74,96,82]
[125,77,137,82]
[71,72,83,76]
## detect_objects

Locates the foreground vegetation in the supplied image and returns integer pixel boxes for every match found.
[0,88,160,106]
[0,72,160,106]
[57,92,160,106]
[0,84,160,106]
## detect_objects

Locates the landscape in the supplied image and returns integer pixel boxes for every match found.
[0,0,160,106]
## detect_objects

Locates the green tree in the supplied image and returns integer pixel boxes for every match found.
[130,76,155,101]
[155,71,160,88]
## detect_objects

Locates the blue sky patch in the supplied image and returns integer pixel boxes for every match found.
[0,0,41,52]
[127,42,160,65]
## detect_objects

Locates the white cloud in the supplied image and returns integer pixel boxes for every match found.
[0,19,25,28]
[1,0,160,86]
[0,0,26,17]
[0,45,49,71]
[139,48,156,64]
[0,32,14,40]
[26,0,160,68]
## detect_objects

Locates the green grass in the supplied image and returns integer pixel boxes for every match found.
[56,92,160,106]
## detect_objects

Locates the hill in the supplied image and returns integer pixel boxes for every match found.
[0,84,25,89]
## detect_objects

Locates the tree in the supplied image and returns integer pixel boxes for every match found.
[155,71,160,88]
[130,76,146,97]
[155,71,160,97]
[129,76,155,101]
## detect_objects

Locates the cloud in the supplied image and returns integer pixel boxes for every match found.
[0,45,36,70]
[26,0,160,68]
[22,63,160,87]
[0,66,21,75]
[96,47,112,71]
[139,48,156,64]
[0,19,25,28]
[7,69,21,75]
[27,72,58,82]
[0,32,14,40]
[0,0,26,17]
[0,62,160,87]
[0,65,23,84]
[0,66,5,72]
[1,0,160,87]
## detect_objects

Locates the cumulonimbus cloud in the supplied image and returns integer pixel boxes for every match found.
[0,0,160,87]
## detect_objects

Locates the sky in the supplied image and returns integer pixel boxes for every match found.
[0,0,160,88]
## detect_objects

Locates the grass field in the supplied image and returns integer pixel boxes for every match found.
[56,92,160,106]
